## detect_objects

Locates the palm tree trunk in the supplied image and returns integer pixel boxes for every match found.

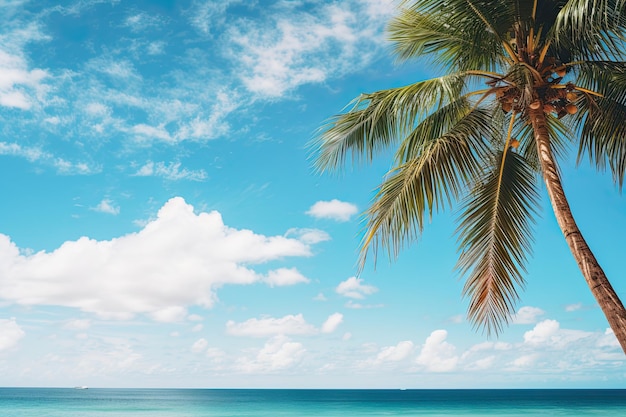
[530,108,626,354]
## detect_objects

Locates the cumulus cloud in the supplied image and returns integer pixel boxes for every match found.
[226,314,317,337]
[0,318,25,351]
[513,306,545,324]
[375,341,414,363]
[416,330,458,372]
[336,277,378,299]
[0,197,318,320]
[321,313,343,333]
[523,319,560,345]
[263,268,310,287]
[522,319,592,349]
[236,335,306,373]
[306,200,358,222]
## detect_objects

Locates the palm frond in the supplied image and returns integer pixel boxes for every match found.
[312,74,467,173]
[395,97,492,163]
[359,108,492,266]
[553,0,626,60]
[389,0,516,71]
[456,149,540,335]
[572,61,626,186]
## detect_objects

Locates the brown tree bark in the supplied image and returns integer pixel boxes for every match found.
[530,107,626,354]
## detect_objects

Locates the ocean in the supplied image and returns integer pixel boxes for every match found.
[0,388,625,416]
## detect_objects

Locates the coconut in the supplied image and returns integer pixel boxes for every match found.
[529,100,542,110]
[565,103,578,114]
[510,139,520,149]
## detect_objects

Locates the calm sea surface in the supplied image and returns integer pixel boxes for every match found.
[0,388,625,416]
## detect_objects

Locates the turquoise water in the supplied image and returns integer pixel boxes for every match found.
[1,388,625,416]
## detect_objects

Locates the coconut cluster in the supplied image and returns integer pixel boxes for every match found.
[497,82,579,118]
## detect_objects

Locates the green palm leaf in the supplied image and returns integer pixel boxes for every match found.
[456,149,540,335]
[360,107,492,264]
[313,74,466,172]
[575,61,626,186]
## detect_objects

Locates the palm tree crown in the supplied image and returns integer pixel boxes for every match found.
[313,0,626,350]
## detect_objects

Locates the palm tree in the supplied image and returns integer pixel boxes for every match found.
[313,0,626,353]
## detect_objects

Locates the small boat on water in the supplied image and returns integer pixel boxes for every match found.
[74,386,88,390]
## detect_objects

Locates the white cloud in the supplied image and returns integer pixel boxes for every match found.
[306,199,358,222]
[134,161,208,182]
[345,300,384,309]
[226,314,317,337]
[123,12,164,33]
[263,268,310,287]
[132,124,173,142]
[513,306,545,324]
[0,318,25,351]
[191,338,208,353]
[236,335,305,373]
[93,199,120,215]
[226,2,388,98]
[597,328,620,348]
[313,293,327,301]
[336,277,378,299]
[150,306,188,323]
[375,341,414,363]
[321,313,343,333]
[510,354,538,368]
[523,319,560,345]
[189,0,247,35]
[63,319,91,331]
[0,48,48,110]
[0,197,317,319]
[285,228,331,244]
[565,303,583,312]
[415,330,458,372]
[0,142,97,175]
[192,324,203,332]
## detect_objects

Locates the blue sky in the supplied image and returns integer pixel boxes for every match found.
[0,0,624,389]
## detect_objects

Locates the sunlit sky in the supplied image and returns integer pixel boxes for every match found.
[0,0,624,388]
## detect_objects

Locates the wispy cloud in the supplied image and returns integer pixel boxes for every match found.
[225,1,391,98]
[134,161,207,181]
[0,142,99,174]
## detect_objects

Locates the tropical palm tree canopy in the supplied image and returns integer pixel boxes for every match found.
[313,0,626,353]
